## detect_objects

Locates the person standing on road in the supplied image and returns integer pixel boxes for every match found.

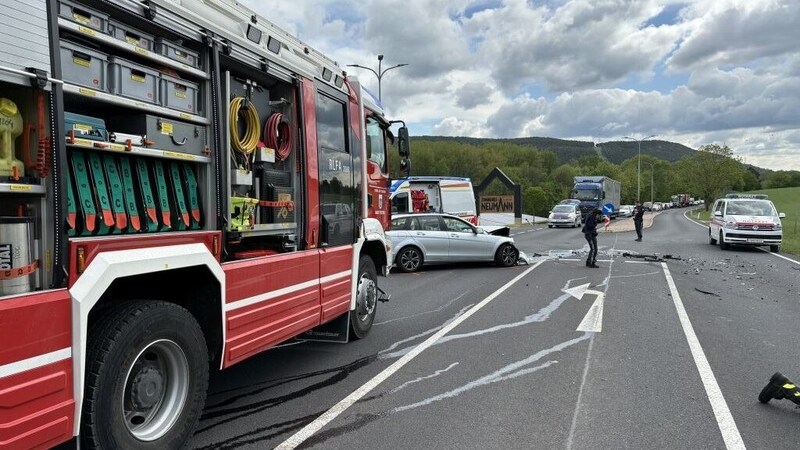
[633,201,644,241]
[582,208,601,268]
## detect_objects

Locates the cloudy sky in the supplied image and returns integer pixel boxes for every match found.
[241,0,800,171]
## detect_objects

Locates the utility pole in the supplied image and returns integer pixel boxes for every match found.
[623,135,657,202]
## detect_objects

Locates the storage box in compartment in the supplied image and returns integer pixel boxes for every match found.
[154,37,200,69]
[59,40,107,90]
[108,114,207,155]
[160,74,200,114]
[108,57,159,104]
[108,19,154,50]
[64,112,107,141]
[58,0,109,33]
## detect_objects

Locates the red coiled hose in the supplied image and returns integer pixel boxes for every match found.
[21,91,51,178]
[264,112,292,161]
[36,91,50,178]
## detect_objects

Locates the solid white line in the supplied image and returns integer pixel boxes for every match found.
[274,262,545,449]
[661,262,745,450]
[0,347,72,379]
[683,209,710,229]
[758,248,800,265]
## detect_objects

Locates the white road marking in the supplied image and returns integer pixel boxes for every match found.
[683,209,710,228]
[661,262,745,450]
[274,261,545,450]
[564,283,606,333]
[758,248,800,265]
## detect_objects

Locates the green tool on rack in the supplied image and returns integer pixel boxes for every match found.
[87,153,114,235]
[152,160,172,231]
[135,158,160,232]
[103,155,127,233]
[182,163,202,229]
[119,157,141,233]
[169,162,190,231]
[65,161,77,237]
[70,151,97,235]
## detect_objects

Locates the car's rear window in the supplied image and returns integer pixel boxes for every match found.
[416,216,442,231]
[391,217,409,230]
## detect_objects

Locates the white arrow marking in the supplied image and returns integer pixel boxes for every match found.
[563,282,606,333]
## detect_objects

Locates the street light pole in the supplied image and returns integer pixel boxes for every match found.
[623,135,657,202]
[347,54,408,102]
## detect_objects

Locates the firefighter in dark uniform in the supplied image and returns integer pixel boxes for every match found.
[582,208,601,268]
[633,201,644,241]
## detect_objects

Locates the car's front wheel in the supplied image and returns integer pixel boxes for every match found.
[770,244,780,253]
[495,243,518,267]
[719,231,729,250]
[396,246,423,273]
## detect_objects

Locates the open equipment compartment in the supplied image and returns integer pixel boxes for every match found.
[57,0,211,238]
[221,60,299,257]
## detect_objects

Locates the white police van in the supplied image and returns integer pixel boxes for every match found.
[709,194,785,252]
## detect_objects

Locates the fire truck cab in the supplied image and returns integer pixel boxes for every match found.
[0,0,405,448]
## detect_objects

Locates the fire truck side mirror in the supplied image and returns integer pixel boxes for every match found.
[398,126,410,158]
[400,158,411,177]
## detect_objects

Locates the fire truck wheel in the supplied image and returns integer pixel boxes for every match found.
[396,246,423,273]
[81,301,209,450]
[495,243,519,267]
[350,256,378,339]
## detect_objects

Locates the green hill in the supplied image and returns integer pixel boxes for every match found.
[415,136,696,165]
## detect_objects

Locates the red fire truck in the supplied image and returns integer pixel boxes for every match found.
[0,0,407,448]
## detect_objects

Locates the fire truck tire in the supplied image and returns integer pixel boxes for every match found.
[495,243,518,267]
[395,246,423,273]
[350,256,378,339]
[81,301,209,450]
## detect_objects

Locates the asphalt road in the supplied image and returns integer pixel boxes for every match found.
[189,208,800,450]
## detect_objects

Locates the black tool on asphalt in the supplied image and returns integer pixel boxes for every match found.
[622,252,682,262]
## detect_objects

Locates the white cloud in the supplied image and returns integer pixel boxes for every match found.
[238,0,800,170]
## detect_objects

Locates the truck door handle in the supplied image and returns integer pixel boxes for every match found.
[450,233,458,238]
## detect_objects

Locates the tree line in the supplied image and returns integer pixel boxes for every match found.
[389,139,800,216]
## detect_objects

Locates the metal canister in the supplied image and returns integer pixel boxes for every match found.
[0,216,34,295]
